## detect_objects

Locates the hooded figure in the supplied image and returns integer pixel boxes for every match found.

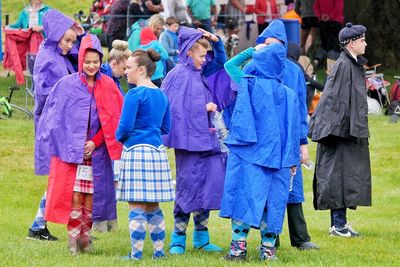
[161,26,227,254]
[33,9,80,137]
[28,9,83,242]
[36,34,123,228]
[220,42,300,261]
[220,42,299,230]
[255,20,320,250]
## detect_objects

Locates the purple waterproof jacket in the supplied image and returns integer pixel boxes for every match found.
[33,9,80,175]
[37,34,121,222]
[161,26,223,152]
[33,9,78,133]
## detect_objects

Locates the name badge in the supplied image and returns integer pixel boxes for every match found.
[113,160,121,176]
[76,165,93,181]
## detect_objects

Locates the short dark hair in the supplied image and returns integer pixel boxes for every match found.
[165,16,179,26]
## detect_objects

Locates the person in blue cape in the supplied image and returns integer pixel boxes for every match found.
[255,19,319,250]
[29,9,85,241]
[219,41,300,261]
[161,26,227,255]
[36,34,123,254]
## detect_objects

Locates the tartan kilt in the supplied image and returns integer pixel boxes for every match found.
[116,145,174,202]
[73,158,94,194]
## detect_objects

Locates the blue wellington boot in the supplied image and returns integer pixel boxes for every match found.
[169,232,186,255]
[193,230,223,252]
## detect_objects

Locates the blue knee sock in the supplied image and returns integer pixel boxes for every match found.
[193,211,209,231]
[146,209,165,259]
[232,219,250,241]
[31,192,47,231]
[260,209,277,247]
[173,210,190,235]
[128,209,147,260]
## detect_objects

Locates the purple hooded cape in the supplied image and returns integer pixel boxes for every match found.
[38,34,122,223]
[161,26,228,213]
[33,9,81,175]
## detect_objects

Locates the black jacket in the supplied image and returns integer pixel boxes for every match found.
[308,49,369,142]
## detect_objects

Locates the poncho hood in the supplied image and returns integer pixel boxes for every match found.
[243,43,286,79]
[256,19,288,50]
[177,26,203,65]
[140,27,157,45]
[43,9,75,47]
[78,34,103,73]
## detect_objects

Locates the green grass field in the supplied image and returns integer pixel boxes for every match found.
[1,71,400,267]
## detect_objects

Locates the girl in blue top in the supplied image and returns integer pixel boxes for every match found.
[100,40,131,95]
[116,48,174,261]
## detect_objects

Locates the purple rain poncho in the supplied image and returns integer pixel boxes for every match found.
[37,34,123,223]
[161,26,228,214]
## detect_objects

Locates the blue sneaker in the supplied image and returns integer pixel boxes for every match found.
[121,253,141,261]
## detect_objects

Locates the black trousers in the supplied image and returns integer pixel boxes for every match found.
[276,203,311,247]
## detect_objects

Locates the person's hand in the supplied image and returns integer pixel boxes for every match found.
[84,140,96,158]
[321,14,329,21]
[255,43,267,51]
[211,17,217,27]
[72,23,85,35]
[198,28,219,42]
[193,19,202,27]
[290,166,297,176]
[300,144,309,164]
[206,102,218,112]
[31,25,43,32]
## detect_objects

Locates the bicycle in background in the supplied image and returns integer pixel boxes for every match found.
[0,85,33,120]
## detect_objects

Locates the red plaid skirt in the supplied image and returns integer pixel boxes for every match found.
[73,158,94,194]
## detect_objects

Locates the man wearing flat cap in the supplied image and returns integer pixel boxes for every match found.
[308,22,371,238]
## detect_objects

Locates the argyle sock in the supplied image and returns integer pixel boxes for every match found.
[81,206,93,250]
[230,219,250,256]
[128,208,147,260]
[193,210,209,231]
[146,209,166,259]
[173,210,190,235]
[67,207,83,254]
[31,191,47,231]
[260,209,277,247]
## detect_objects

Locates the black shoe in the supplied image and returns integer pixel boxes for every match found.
[224,253,246,262]
[27,227,58,241]
[297,241,320,250]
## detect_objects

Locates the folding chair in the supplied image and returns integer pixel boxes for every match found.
[24,53,36,110]
[365,64,390,108]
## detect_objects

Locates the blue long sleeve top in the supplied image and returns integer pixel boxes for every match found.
[116,86,171,148]
[138,41,170,80]
[224,47,255,84]
[202,37,228,78]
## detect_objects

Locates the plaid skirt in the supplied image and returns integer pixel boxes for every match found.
[73,158,94,194]
[116,145,174,202]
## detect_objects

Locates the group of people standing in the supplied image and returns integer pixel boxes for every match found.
[24,2,371,263]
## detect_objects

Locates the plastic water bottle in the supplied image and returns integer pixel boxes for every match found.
[212,111,229,153]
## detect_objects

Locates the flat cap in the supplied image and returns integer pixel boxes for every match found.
[338,22,366,46]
